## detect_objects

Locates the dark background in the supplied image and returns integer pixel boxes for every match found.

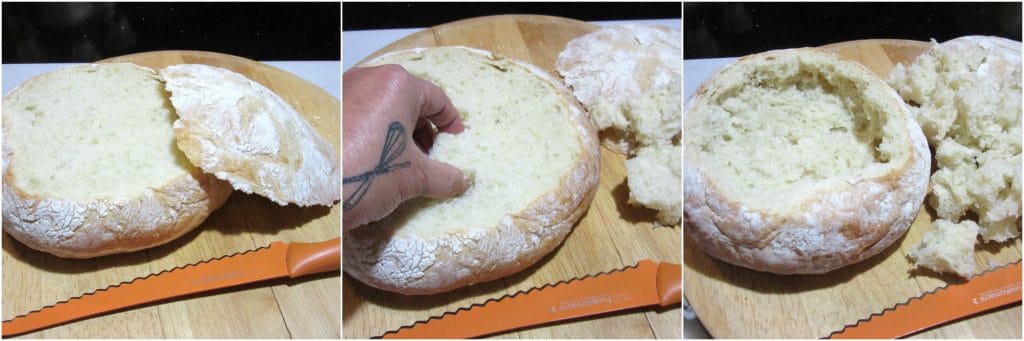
[343,2,681,30]
[685,2,1022,58]
[3,2,340,63]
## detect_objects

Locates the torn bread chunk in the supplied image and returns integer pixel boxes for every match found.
[909,219,980,278]
[889,36,1022,244]
[626,144,681,225]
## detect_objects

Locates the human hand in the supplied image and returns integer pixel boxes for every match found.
[342,65,470,230]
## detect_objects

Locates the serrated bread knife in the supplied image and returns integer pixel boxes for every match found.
[378,259,681,339]
[828,261,1021,339]
[2,238,340,337]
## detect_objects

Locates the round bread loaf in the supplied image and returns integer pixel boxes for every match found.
[161,64,340,207]
[684,48,930,274]
[345,46,600,295]
[2,63,232,258]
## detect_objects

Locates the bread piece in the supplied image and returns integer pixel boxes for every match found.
[2,63,232,258]
[345,47,600,295]
[684,48,930,274]
[556,24,681,153]
[624,78,682,147]
[889,36,1022,244]
[626,144,681,225]
[556,24,682,223]
[908,219,979,278]
[161,64,340,207]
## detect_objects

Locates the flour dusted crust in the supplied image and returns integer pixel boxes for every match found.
[556,24,681,153]
[684,48,930,274]
[161,64,340,207]
[2,167,231,258]
[556,24,682,225]
[2,63,232,258]
[344,47,600,294]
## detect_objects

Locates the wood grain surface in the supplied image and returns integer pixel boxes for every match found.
[343,15,682,339]
[683,39,1023,339]
[1,51,341,338]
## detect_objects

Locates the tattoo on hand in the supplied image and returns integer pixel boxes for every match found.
[343,122,411,212]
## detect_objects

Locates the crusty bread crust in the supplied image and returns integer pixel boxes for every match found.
[684,48,930,274]
[2,168,231,258]
[1,63,232,258]
[344,47,600,295]
[555,24,681,154]
[161,64,340,207]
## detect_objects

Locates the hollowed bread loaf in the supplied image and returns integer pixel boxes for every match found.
[684,48,930,274]
[344,46,600,294]
[2,64,232,258]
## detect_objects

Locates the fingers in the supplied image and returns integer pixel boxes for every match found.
[416,78,465,134]
[418,158,472,199]
[412,117,435,152]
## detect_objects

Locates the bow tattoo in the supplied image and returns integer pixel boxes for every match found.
[343,122,411,212]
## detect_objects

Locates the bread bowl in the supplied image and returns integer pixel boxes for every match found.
[2,63,232,258]
[684,48,930,274]
[344,46,600,294]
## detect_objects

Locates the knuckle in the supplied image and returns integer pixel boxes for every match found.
[378,64,410,83]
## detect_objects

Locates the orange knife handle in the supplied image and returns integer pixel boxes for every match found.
[656,262,682,306]
[286,237,341,278]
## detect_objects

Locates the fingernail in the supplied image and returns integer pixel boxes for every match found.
[461,170,476,194]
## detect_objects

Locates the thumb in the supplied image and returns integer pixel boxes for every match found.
[419,159,472,199]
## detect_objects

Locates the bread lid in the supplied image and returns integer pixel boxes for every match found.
[160,64,340,207]
[556,24,681,153]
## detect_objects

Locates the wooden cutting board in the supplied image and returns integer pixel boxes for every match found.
[343,15,682,339]
[684,39,1023,339]
[1,51,341,338]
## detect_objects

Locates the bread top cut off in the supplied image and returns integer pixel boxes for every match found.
[161,64,340,207]
[684,48,930,274]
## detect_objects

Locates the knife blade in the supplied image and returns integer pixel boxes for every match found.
[378,259,681,339]
[2,237,340,337]
[828,260,1022,339]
